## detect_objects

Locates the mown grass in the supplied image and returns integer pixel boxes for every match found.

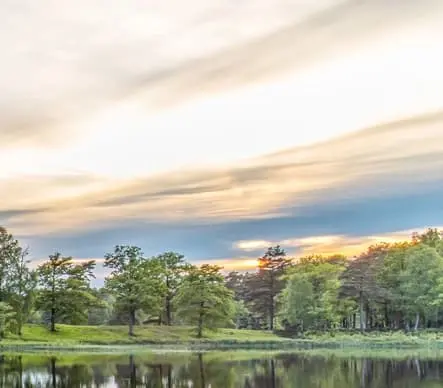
[4,325,443,351]
[0,324,287,350]
[296,330,443,348]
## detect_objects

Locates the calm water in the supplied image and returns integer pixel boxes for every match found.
[1,351,443,387]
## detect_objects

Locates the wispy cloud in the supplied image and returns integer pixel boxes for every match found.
[4,111,443,237]
[2,0,442,146]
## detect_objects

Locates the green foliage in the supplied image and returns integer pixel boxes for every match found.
[87,289,114,325]
[247,246,292,330]
[36,253,97,332]
[152,251,192,325]
[174,264,236,337]
[280,257,349,332]
[0,228,37,337]
[0,302,16,338]
[399,245,443,329]
[104,245,166,335]
[7,248,37,335]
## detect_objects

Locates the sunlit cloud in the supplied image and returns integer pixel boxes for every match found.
[3,110,443,237]
[235,226,443,258]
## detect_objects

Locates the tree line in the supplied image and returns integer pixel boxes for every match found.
[0,226,442,338]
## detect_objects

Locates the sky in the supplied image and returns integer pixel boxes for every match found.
[2,0,443,282]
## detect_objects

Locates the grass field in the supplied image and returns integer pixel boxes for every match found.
[1,324,287,348]
[4,325,443,351]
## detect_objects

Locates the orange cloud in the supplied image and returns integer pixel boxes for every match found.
[235,226,443,258]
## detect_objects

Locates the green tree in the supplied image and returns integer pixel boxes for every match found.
[173,264,235,338]
[36,253,96,332]
[104,245,166,336]
[0,228,37,336]
[248,246,292,330]
[0,227,22,302]
[8,247,37,335]
[377,242,414,329]
[0,302,16,338]
[152,251,191,325]
[399,244,443,331]
[87,288,114,325]
[281,256,348,331]
[339,245,389,331]
[280,272,314,331]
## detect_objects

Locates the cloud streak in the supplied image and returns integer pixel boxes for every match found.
[3,110,443,237]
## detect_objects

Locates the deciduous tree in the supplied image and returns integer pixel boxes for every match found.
[173,264,235,338]
[36,253,96,332]
[104,245,165,336]
[152,251,191,325]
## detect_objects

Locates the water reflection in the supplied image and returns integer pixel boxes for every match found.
[0,352,443,387]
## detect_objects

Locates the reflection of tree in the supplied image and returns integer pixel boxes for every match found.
[2,352,443,387]
[244,359,281,388]
[198,353,206,388]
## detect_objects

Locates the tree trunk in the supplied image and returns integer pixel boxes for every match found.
[50,308,56,332]
[359,292,366,332]
[384,304,389,329]
[269,296,274,331]
[17,319,22,337]
[166,295,172,326]
[129,308,136,336]
[197,302,204,338]
[414,312,420,331]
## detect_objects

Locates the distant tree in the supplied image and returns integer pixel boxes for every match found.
[0,228,37,336]
[225,271,250,301]
[247,246,292,330]
[339,244,394,331]
[412,228,442,247]
[36,253,96,332]
[413,228,443,256]
[104,245,166,336]
[173,264,235,338]
[8,247,37,335]
[152,251,191,325]
[87,288,114,326]
[399,244,443,331]
[0,227,22,302]
[281,256,349,331]
[280,272,314,331]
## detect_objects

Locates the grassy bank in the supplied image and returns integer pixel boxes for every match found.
[0,324,288,350]
[3,325,443,351]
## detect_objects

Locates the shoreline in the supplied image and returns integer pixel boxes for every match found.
[3,325,443,352]
[2,338,443,352]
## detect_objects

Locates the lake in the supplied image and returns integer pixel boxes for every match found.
[1,350,443,387]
